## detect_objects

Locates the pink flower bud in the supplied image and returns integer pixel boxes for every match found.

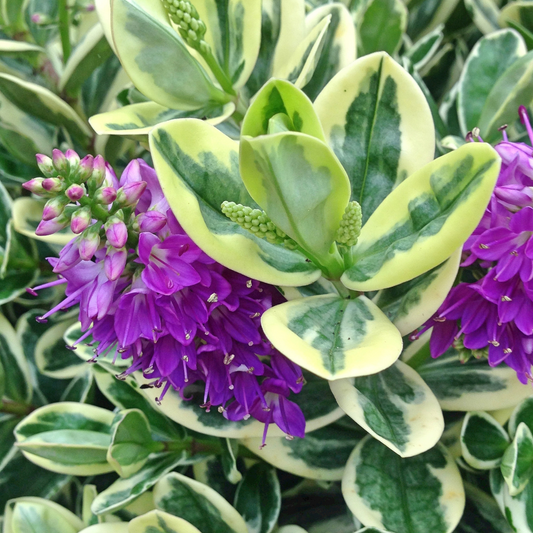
[23,178,46,195]
[53,237,82,272]
[36,216,69,236]
[42,196,68,221]
[116,181,147,207]
[35,154,55,177]
[79,226,101,260]
[65,149,80,173]
[138,211,167,232]
[105,217,128,248]
[70,207,92,234]
[42,177,63,192]
[89,155,106,188]
[104,246,127,281]
[94,186,117,205]
[65,183,85,201]
[77,155,94,182]
[52,149,68,174]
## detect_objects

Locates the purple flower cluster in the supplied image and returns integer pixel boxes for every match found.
[420,107,533,383]
[26,154,306,443]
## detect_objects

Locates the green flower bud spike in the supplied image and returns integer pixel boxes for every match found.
[160,0,235,95]
[336,201,362,247]
[221,201,297,250]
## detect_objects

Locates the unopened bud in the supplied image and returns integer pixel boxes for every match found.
[54,237,82,272]
[94,186,117,205]
[105,216,128,248]
[76,155,94,182]
[104,246,127,281]
[42,177,63,193]
[138,211,167,232]
[52,149,69,174]
[336,201,362,247]
[116,181,147,207]
[65,149,80,173]
[89,155,106,188]
[35,154,55,177]
[22,178,46,195]
[35,213,69,236]
[70,207,92,234]
[31,12,51,24]
[79,225,101,260]
[65,183,85,201]
[42,195,69,221]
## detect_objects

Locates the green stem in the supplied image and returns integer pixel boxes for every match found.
[202,47,236,96]
[58,0,71,63]
[331,280,350,299]
[405,340,431,370]
[0,400,33,416]
[78,196,109,222]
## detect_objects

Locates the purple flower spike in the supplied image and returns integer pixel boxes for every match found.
[36,216,69,236]
[70,207,91,234]
[42,196,68,221]
[79,226,101,260]
[23,178,45,195]
[95,186,117,205]
[65,149,80,172]
[138,211,167,233]
[105,247,127,281]
[90,155,106,188]
[77,155,94,182]
[66,184,85,201]
[116,181,147,207]
[35,154,55,177]
[105,217,128,248]
[42,178,63,192]
[52,149,68,174]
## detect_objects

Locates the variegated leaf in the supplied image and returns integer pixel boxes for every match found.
[0,74,91,142]
[0,40,44,55]
[314,52,435,224]
[501,422,533,496]
[341,143,500,292]
[240,421,362,481]
[129,510,202,533]
[110,0,229,110]
[330,360,444,457]
[499,1,533,48]
[261,294,403,380]
[373,248,461,336]
[408,0,460,40]
[192,0,262,90]
[465,0,501,35]
[302,3,356,101]
[149,119,321,286]
[509,397,533,439]
[342,437,465,533]
[279,277,336,301]
[90,101,235,136]
[134,370,343,438]
[95,0,116,53]
[403,25,444,71]
[460,411,510,470]
[14,402,114,476]
[458,29,526,136]
[80,525,128,533]
[494,468,533,533]
[153,472,248,533]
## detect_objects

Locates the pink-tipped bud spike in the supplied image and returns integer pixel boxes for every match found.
[105,216,128,248]
[79,225,101,260]
[77,155,94,182]
[52,149,68,174]
[94,186,117,205]
[89,155,106,188]
[42,196,68,221]
[35,154,55,177]
[42,177,63,192]
[138,211,167,232]
[22,178,46,195]
[35,213,69,236]
[65,149,80,173]
[70,207,92,234]
[104,246,127,281]
[115,181,147,207]
[65,183,85,201]
[519,105,533,145]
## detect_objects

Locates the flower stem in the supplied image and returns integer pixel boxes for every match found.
[0,400,33,417]
[202,48,236,96]
[58,0,71,63]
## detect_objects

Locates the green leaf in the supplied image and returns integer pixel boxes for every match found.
[373,248,461,336]
[0,74,91,142]
[302,3,356,101]
[314,52,435,224]
[509,397,533,439]
[220,439,242,484]
[342,437,465,533]
[261,294,403,380]
[464,0,501,35]
[14,402,114,475]
[91,452,187,515]
[79,524,128,533]
[404,25,444,71]
[193,0,262,90]
[330,360,444,457]
[0,40,43,55]
[501,422,533,496]
[407,0,460,40]
[135,369,343,438]
[111,0,229,110]
[234,463,280,533]
[240,421,362,481]
[460,411,510,470]
[153,472,248,533]
[240,131,350,261]
[149,118,321,286]
[458,29,526,136]
[128,510,202,533]
[342,142,500,292]
[358,0,407,56]
[478,49,533,141]
[89,101,236,136]
[413,344,533,411]
[107,409,159,478]
[499,2,533,44]
[61,371,94,403]
[0,313,32,403]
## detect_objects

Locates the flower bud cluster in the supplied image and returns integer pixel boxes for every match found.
[221,201,297,249]
[160,0,208,51]
[336,201,362,247]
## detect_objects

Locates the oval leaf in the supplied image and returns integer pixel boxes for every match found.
[129,510,202,533]
[501,422,533,496]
